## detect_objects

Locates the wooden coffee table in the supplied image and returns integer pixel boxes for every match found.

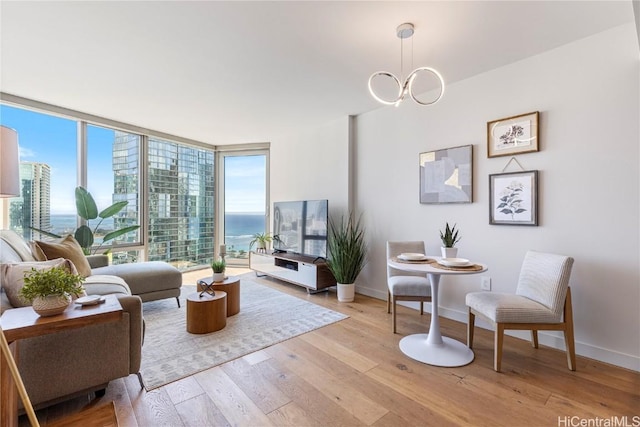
[186,291,227,334]
[197,276,240,316]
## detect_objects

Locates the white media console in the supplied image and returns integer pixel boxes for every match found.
[249,251,336,293]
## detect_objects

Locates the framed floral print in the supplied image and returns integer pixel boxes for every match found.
[489,170,538,226]
[487,111,539,158]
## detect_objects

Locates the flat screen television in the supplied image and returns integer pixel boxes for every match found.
[273,199,328,259]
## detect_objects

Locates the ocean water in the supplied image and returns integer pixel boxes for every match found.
[225,213,266,252]
[50,214,81,235]
[50,213,265,252]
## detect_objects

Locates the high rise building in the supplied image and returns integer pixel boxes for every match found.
[9,162,51,240]
[113,132,215,269]
[112,131,140,245]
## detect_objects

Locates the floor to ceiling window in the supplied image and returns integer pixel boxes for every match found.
[1,98,266,271]
[0,105,77,241]
[87,124,142,263]
[221,152,268,265]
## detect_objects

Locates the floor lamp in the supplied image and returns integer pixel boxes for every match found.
[0,126,39,426]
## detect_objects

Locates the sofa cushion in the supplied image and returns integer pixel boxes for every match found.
[93,261,182,296]
[83,275,132,296]
[32,235,93,278]
[29,240,47,261]
[0,258,78,307]
[0,230,37,262]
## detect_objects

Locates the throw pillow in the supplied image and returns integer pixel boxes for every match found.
[29,240,47,261]
[31,235,93,278]
[0,258,79,307]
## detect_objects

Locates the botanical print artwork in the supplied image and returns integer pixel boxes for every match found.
[489,170,538,226]
[493,119,534,150]
[487,111,539,158]
[496,180,527,219]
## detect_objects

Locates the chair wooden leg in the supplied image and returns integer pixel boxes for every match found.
[387,290,391,314]
[392,298,397,334]
[564,288,576,371]
[530,330,539,348]
[494,323,504,372]
[467,309,475,348]
[420,301,424,315]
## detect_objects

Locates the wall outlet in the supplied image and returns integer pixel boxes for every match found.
[481,276,491,291]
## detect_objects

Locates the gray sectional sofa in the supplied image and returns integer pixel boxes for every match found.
[88,254,183,306]
[0,229,181,409]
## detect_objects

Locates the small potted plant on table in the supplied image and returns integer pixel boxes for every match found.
[20,266,86,317]
[249,232,281,253]
[211,259,226,283]
[440,222,461,258]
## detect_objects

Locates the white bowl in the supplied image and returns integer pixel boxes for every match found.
[438,257,471,267]
[399,252,427,261]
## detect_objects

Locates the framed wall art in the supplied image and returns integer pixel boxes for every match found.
[487,111,539,158]
[419,144,472,204]
[489,170,538,226]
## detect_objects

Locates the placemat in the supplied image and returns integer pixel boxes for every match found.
[392,256,436,264]
[431,263,483,271]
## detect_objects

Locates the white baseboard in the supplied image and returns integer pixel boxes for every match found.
[355,285,640,372]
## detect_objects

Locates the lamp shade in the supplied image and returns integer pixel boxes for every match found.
[0,126,20,197]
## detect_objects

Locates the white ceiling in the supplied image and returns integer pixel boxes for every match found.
[0,1,634,145]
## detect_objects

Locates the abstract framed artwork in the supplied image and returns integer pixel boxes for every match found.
[489,170,538,226]
[419,144,472,204]
[487,111,539,158]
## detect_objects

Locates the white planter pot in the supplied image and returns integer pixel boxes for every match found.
[32,295,71,317]
[337,283,355,302]
[441,247,458,258]
[212,272,226,282]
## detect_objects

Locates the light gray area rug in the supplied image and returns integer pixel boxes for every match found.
[140,276,347,390]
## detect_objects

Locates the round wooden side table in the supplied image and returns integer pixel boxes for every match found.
[197,276,240,316]
[186,291,227,334]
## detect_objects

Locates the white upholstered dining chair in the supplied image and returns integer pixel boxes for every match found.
[466,250,575,372]
[386,241,432,333]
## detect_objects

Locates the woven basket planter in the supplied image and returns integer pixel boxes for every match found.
[32,295,71,317]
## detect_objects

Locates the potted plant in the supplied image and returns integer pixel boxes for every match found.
[326,213,367,302]
[211,258,226,282]
[249,232,281,253]
[439,222,461,258]
[20,266,86,317]
[33,186,140,255]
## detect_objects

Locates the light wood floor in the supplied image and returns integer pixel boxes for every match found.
[21,268,640,426]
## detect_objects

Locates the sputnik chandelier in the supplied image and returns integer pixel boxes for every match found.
[368,23,445,106]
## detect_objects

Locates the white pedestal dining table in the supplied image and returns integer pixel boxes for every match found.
[387,256,488,367]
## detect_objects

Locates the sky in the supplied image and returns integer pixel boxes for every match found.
[1,104,266,214]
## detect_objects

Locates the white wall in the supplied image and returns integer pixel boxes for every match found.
[634,0,640,49]
[354,24,640,371]
[270,116,351,223]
